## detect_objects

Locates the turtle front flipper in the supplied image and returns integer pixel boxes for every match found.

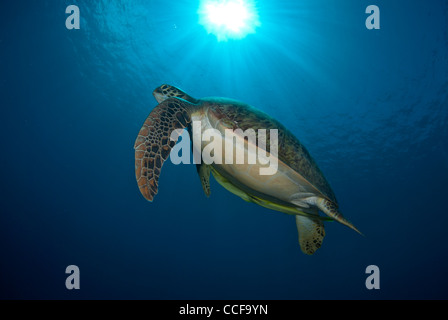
[295,214,325,255]
[134,97,194,201]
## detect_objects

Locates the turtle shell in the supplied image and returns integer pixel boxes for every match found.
[202,97,337,204]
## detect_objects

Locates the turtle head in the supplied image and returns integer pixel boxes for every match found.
[153,84,199,104]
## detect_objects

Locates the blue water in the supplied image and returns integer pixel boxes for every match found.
[1,0,447,299]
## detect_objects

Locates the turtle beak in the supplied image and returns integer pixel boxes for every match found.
[153,87,166,104]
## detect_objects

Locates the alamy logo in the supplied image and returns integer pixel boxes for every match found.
[65,265,80,290]
[365,265,380,290]
[65,5,80,30]
[169,121,279,175]
[365,5,380,30]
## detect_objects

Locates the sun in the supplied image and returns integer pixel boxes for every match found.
[198,0,260,41]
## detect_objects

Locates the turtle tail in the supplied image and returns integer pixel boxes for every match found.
[315,198,363,236]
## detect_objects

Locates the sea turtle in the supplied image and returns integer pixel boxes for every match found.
[134,84,361,255]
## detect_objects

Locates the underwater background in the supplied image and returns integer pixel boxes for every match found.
[1,0,447,299]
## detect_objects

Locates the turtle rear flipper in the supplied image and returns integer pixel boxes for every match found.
[134,97,194,201]
[197,163,211,197]
[295,214,325,255]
